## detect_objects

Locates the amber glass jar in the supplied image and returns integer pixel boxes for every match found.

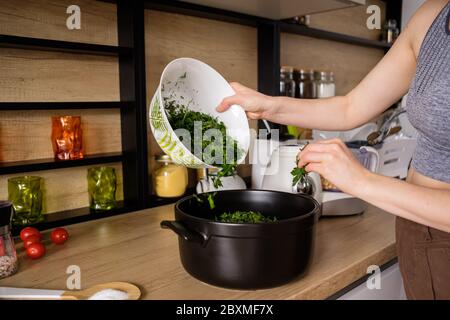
[51,116,84,160]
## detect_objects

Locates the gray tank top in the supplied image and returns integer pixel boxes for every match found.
[406,1,450,183]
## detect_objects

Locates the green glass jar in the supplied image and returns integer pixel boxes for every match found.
[7,176,44,227]
[87,167,117,210]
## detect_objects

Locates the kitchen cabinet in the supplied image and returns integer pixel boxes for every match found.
[180,0,366,20]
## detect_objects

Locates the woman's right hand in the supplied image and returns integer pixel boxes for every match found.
[216,82,278,120]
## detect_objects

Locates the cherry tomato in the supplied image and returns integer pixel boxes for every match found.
[23,234,41,249]
[20,227,42,241]
[51,228,69,245]
[26,242,46,259]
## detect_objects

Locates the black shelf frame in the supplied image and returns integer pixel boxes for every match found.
[0,34,132,56]
[0,152,123,175]
[0,101,133,111]
[279,22,392,49]
[2,0,402,232]
[0,1,150,232]
[11,201,132,236]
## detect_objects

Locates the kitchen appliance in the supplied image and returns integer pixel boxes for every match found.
[321,145,379,216]
[196,168,246,193]
[261,144,322,203]
[161,190,320,289]
[258,142,380,216]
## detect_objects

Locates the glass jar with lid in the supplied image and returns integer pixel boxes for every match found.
[0,201,18,279]
[280,66,296,98]
[295,69,317,99]
[154,155,188,198]
[315,71,336,98]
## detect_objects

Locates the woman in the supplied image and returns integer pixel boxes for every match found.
[217,0,450,299]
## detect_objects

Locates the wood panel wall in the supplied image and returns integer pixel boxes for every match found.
[0,163,123,214]
[144,10,258,179]
[0,0,118,45]
[308,0,386,40]
[0,0,122,213]
[281,35,385,95]
[0,1,387,211]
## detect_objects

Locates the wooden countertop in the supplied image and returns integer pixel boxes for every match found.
[0,204,396,299]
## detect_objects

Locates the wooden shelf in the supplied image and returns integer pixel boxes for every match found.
[11,201,133,236]
[279,22,392,49]
[0,152,124,175]
[0,34,132,56]
[0,101,134,111]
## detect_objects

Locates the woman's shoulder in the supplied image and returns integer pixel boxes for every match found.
[403,0,449,58]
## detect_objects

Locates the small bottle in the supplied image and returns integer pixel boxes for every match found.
[296,69,317,99]
[154,155,188,198]
[315,71,336,98]
[280,66,296,98]
[0,201,18,279]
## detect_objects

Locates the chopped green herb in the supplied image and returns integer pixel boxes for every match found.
[164,99,243,188]
[216,211,277,223]
[207,193,216,209]
[291,142,308,186]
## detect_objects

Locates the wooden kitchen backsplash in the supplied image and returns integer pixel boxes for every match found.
[308,0,386,40]
[281,34,385,96]
[0,0,121,213]
[0,109,122,162]
[0,0,387,209]
[0,164,124,214]
[0,0,118,45]
[144,10,258,178]
[0,48,119,102]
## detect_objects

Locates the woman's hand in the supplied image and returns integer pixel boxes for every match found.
[297,139,372,195]
[216,82,279,120]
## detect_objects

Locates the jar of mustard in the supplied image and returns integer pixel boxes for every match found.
[154,155,188,198]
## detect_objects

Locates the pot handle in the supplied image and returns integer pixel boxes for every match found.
[160,220,205,244]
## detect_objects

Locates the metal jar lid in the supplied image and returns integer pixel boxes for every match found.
[296,69,315,81]
[313,70,335,82]
[156,154,173,163]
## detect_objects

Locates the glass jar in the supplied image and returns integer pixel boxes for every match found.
[295,69,317,99]
[315,71,336,98]
[87,167,117,210]
[280,66,296,98]
[8,176,44,227]
[154,155,188,198]
[0,201,18,279]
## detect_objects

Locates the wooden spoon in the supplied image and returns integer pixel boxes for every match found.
[0,282,141,300]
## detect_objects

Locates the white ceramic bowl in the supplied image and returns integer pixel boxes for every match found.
[149,58,250,169]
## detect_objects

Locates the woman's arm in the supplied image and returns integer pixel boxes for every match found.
[218,1,449,131]
[298,139,450,233]
[359,173,450,232]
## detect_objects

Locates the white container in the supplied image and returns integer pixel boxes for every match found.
[149,58,250,169]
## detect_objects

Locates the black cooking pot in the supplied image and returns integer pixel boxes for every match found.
[161,189,320,289]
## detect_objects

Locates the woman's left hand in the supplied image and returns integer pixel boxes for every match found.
[297,139,372,195]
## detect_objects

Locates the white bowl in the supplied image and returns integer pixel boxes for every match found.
[149,58,250,169]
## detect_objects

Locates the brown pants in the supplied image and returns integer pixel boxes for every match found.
[396,217,450,299]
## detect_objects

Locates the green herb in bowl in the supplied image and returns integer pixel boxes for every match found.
[165,99,243,188]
